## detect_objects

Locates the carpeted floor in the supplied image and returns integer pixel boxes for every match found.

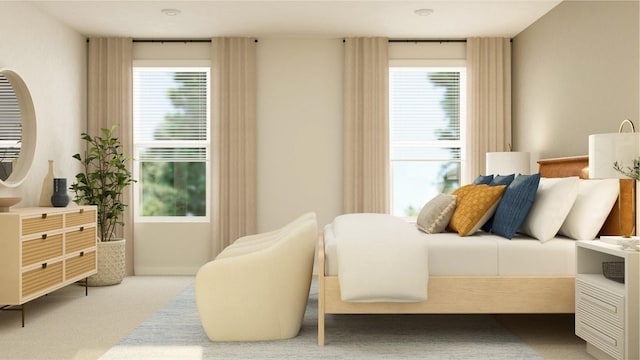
[100,282,544,360]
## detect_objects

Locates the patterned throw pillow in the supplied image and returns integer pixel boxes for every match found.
[416,194,457,234]
[491,173,541,239]
[448,184,506,236]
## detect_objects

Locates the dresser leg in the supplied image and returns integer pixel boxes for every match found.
[1,304,25,327]
[85,277,88,296]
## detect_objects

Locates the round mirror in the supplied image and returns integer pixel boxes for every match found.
[0,69,36,188]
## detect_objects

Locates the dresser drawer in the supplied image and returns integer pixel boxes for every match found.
[576,278,624,326]
[65,250,96,280]
[21,261,63,298]
[576,311,624,360]
[66,209,96,227]
[65,226,96,253]
[21,214,63,236]
[22,234,63,267]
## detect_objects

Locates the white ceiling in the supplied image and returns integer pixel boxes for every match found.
[30,0,563,39]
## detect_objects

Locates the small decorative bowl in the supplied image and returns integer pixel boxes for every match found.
[617,238,640,251]
[0,197,22,212]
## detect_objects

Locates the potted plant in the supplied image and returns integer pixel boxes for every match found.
[71,125,135,286]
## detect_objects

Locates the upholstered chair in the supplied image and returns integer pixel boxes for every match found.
[195,213,317,341]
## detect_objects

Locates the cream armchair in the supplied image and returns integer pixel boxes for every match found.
[195,213,317,341]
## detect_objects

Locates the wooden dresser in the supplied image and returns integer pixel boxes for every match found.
[0,206,97,325]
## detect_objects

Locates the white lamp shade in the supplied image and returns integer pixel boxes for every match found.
[485,152,531,175]
[589,133,640,179]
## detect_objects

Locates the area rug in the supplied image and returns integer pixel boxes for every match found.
[100,281,543,360]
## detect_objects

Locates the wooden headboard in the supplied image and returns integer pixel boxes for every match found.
[538,155,635,237]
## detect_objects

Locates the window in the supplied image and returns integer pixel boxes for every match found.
[389,67,466,217]
[133,64,210,220]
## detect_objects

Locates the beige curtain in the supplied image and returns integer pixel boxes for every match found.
[87,37,134,275]
[210,37,257,258]
[343,37,390,214]
[466,37,512,180]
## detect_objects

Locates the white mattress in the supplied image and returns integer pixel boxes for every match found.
[324,223,576,276]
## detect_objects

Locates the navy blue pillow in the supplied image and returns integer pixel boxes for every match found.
[491,173,541,239]
[481,173,516,232]
[473,175,494,185]
[491,174,515,187]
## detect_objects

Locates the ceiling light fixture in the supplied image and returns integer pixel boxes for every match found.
[414,8,434,17]
[161,8,181,16]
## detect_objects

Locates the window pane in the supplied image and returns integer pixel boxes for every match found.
[390,70,461,145]
[134,70,208,142]
[140,161,206,217]
[391,161,460,217]
[389,67,465,217]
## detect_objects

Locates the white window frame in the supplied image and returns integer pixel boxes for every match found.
[132,60,211,223]
[389,59,467,217]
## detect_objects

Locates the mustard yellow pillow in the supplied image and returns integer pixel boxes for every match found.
[448,184,506,236]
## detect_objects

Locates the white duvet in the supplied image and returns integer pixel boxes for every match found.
[334,213,429,302]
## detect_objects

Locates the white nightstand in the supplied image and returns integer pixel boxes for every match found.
[576,239,639,360]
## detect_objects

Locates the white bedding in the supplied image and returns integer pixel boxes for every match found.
[333,214,429,303]
[325,219,576,277]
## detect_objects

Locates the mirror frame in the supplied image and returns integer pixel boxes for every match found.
[0,68,37,188]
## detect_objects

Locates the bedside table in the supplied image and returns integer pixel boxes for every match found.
[575,240,639,360]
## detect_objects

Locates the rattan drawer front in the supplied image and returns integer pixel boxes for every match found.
[65,227,96,253]
[22,235,63,267]
[21,214,63,236]
[576,278,624,326]
[66,209,96,227]
[65,251,96,280]
[21,261,63,298]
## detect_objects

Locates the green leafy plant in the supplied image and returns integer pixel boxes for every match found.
[70,125,135,242]
[613,157,640,181]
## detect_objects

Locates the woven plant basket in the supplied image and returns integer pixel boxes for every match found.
[87,239,126,286]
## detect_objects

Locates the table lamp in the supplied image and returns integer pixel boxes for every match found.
[485,151,531,175]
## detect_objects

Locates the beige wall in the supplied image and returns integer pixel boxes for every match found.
[512,1,639,166]
[0,3,86,205]
[256,38,343,232]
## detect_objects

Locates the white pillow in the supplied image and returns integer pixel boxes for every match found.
[520,176,579,242]
[558,179,619,240]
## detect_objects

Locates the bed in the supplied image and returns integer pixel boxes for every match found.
[317,156,635,346]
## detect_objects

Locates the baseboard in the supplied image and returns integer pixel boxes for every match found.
[134,267,200,275]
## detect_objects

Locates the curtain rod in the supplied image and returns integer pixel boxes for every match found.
[342,38,467,43]
[133,39,212,43]
[134,39,260,43]
[388,39,467,43]
[85,38,258,43]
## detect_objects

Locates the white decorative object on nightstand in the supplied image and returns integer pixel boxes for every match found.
[576,240,639,360]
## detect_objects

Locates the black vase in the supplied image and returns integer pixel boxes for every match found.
[51,178,70,207]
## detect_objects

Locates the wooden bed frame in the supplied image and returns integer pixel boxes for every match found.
[317,155,635,346]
